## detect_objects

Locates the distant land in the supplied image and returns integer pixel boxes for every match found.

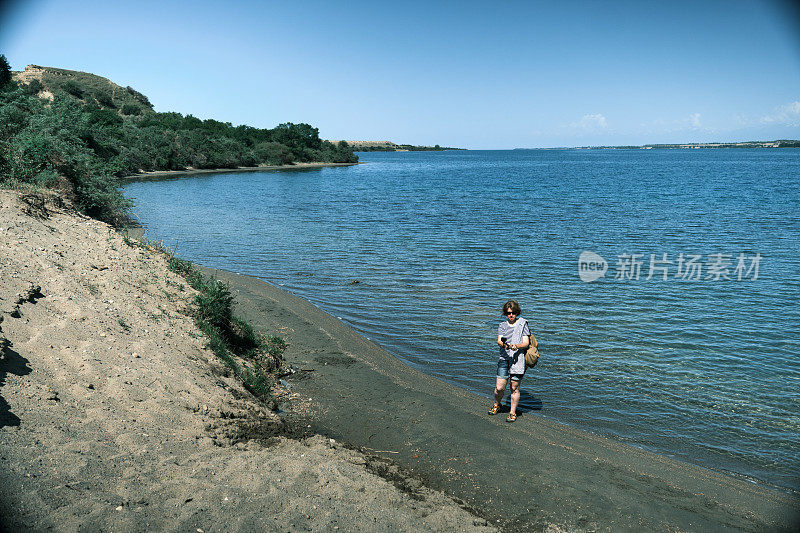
[516,140,800,150]
[327,140,464,152]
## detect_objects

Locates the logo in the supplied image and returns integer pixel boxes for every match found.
[578,251,607,282]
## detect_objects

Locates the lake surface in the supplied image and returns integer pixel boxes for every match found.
[123,149,800,492]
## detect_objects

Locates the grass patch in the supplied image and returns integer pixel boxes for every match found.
[120,235,286,404]
[164,253,284,404]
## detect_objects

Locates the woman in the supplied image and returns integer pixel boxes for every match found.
[488,300,530,422]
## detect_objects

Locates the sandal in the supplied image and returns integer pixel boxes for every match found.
[488,403,500,415]
[506,413,517,423]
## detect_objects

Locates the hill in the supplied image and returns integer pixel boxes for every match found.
[0,62,358,225]
[13,64,153,114]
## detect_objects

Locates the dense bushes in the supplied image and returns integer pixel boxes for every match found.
[63,80,83,98]
[23,79,43,95]
[120,103,141,115]
[0,86,132,224]
[93,89,116,108]
[0,61,358,226]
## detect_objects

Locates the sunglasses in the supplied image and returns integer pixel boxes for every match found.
[504,310,516,316]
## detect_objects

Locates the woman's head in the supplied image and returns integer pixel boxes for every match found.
[501,300,521,318]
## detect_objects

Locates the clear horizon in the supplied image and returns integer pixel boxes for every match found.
[1,0,798,150]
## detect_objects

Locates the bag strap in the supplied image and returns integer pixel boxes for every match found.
[516,318,529,337]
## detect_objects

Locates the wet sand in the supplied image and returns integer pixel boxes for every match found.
[201,266,800,532]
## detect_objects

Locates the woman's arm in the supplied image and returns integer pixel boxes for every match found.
[509,336,530,351]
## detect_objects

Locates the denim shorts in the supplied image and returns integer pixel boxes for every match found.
[497,357,524,382]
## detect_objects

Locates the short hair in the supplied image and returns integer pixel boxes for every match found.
[502,300,521,315]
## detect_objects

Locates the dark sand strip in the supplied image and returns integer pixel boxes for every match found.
[199,266,799,532]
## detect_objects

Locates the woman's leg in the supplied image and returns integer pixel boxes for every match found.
[494,377,508,407]
[509,378,521,415]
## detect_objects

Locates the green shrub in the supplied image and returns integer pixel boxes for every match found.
[94,89,115,108]
[23,79,43,95]
[163,256,288,405]
[88,108,122,127]
[63,80,83,98]
[126,85,152,108]
[121,103,141,115]
[194,279,234,331]
[263,335,288,359]
[240,366,273,399]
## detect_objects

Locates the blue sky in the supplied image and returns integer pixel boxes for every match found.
[1,0,798,148]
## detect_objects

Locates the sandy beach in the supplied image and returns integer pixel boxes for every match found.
[1,188,798,531]
[202,268,800,532]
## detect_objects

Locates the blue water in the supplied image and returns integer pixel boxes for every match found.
[123,149,800,492]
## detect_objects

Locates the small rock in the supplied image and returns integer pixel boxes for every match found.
[87,384,94,390]
[116,505,123,511]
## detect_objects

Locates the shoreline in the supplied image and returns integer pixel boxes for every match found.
[199,265,800,531]
[2,185,796,530]
[121,162,360,181]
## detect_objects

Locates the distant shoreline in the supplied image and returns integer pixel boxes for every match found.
[122,161,360,181]
[515,140,800,150]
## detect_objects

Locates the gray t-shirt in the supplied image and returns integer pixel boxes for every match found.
[498,318,530,374]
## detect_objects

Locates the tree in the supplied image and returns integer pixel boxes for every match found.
[273,122,322,150]
[0,54,12,89]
